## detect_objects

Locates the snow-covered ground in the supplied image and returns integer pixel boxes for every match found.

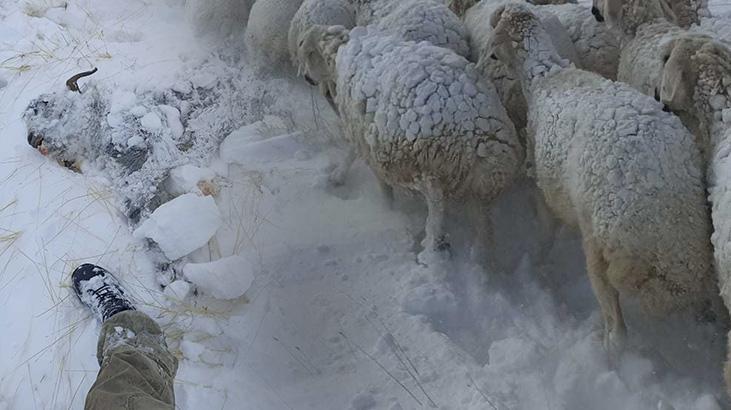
[1,1,731,409]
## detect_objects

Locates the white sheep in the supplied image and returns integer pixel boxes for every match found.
[590,0,717,102]
[288,0,356,65]
[463,0,580,131]
[297,25,523,261]
[489,4,719,355]
[245,0,305,67]
[350,0,471,57]
[185,0,255,37]
[657,33,731,394]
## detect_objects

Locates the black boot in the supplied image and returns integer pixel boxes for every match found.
[72,264,136,322]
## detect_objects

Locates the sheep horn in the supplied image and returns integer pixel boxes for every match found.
[65,68,98,93]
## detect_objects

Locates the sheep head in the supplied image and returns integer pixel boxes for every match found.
[488,4,565,82]
[592,0,681,35]
[296,25,349,105]
[659,35,731,150]
[447,0,478,18]
[488,4,539,67]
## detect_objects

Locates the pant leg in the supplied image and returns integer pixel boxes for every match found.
[85,310,178,410]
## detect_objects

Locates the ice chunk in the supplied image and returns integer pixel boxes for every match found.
[133,194,222,260]
[165,165,216,196]
[140,112,162,130]
[164,280,192,301]
[183,255,255,300]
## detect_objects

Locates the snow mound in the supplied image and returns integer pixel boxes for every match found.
[134,193,222,260]
[165,164,217,196]
[183,255,255,300]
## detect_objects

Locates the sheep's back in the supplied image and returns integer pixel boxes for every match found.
[531,71,707,275]
[618,21,683,98]
[335,30,520,194]
[371,0,470,57]
[539,3,620,79]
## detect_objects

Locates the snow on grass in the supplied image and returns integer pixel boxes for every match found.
[1,1,731,409]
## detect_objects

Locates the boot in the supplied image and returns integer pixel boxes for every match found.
[72,264,136,322]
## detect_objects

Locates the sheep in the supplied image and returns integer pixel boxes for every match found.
[288,0,356,66]
[296,25,523,262]
[23,67,270,225]
[349,0,471,57]
[656,33,731,394]
[464,1,581,132]
[185,0,255,37]
[590,0,714,104]
[245,0,305,67]
[488,3,719,356]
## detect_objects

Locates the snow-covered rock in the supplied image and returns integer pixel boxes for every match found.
[183,255,255,300]
[133,193,222,260]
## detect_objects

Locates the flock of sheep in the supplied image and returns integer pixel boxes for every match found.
[186,0,731,397]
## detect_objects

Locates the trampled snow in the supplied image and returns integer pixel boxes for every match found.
[133,193,223,260]
[1,0,731,409]
[183,255,255,299]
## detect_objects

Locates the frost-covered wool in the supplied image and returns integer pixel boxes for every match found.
[299,25,522,256]
[533,3,621,80]
[491,4,717,355]
[466,0,581,130]
[289,0,356,65]
[351,0,471,57]
[657,34,731,394]
[183,255,255,300]
[134,193,223,260]
[592,0,729,139]
[245,0,305,67]
[693,15,731,45]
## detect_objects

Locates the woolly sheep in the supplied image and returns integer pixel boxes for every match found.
[297,25,523,261]
[590,0,707,101]
[288,0,356,65]
[289,0,469,76]
[489,4,719,355]
[245,0,305,67]
[657,34,731,394]
[464,0,580,131]
[350,0,471,57]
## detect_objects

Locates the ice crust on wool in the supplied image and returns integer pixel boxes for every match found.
[133,193,222,260]
[183,255,255,300]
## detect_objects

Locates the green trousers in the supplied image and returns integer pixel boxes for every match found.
[84,310,178,410]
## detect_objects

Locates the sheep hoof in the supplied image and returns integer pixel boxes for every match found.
[603,327,627,365]
[418,236,452,266]
[327,168,347,187]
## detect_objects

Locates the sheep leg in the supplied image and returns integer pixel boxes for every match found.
[421,178,450,256]
[468,200,494,268]
[328,148,355,186]
[583,237,626,361]
[378,179,395,209]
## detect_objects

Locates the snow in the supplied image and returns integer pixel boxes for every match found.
[183,255,255,300]
[134,194,222,260]
[1,0,731,409]
[165,165,217,196]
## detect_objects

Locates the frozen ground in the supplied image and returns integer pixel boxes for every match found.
[1,0,731,409]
